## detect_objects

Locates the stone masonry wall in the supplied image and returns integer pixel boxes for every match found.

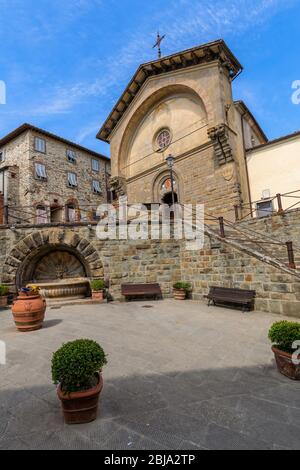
[26,130,109,210]
[181,240,300,317]
[0,131,30,208]
[0,193,3,224]
[127,145,240,220]
[181,209,300,317]
[0,225,181,299]
[1,208,300,317]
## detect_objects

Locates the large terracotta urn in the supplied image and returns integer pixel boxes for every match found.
[11,292,46,332]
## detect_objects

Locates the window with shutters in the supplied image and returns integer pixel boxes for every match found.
[92,158,100,172]
[92,180,102,194]
[35,163,47,180]
[68,172,77,188]
[34,137,46,153]
[36,205,48,224]
[67,149,76,163]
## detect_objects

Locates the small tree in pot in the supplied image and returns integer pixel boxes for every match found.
[173,282,192,300]
[90,279,106,302]
[52,339,107,424]
[0,285,9,308]
[269,321,300,380]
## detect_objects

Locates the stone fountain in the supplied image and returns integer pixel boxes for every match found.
[28,250,90,300]
[35,278,90,300]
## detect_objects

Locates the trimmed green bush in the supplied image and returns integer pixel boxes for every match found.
[51,339,107,393]
[269,321,300,353]
[90,279,106,291]
[0,285,9,297]
[173,281,192,293]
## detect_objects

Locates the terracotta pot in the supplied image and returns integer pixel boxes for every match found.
[92,290,104,302]
[173,289,187,300]
[57,372,103,425]
[11,292,46,332]
[0,296,8,308]
[272,346,300,380]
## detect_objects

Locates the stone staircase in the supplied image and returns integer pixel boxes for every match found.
[179,202,300,281]
[204,220,300,281]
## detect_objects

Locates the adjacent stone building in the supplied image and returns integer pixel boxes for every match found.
[0,124,111,225]
[247,130,300,215]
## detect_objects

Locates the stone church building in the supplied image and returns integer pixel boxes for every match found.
[97,39,267,219]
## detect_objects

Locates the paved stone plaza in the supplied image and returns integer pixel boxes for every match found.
[0,300,300,450]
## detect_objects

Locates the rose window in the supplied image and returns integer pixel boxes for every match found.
[156,129,171,150]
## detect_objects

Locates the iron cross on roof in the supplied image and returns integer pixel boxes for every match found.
[153,32,166,59]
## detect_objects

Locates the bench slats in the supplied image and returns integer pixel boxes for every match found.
[122,283,162,299]
[205,286,256,312]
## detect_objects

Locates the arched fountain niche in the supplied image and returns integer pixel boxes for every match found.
[17,245,91,300]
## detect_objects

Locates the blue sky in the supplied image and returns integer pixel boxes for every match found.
[0,0,299,156]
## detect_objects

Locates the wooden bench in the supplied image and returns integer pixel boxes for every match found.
[122,283,162,301]
[205,286,256,312]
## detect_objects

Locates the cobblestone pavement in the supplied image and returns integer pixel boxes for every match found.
[0,300,299,450]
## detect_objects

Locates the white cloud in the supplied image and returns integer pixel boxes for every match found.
[19,0,296,145]
[76,123,102,143]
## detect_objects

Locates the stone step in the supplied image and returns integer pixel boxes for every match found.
[47,298,107,309]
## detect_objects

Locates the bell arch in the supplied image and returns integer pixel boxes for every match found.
[117,82,213,178]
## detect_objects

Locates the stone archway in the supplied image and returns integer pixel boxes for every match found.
[152,169,183,203]
[117,83,211,178]
[19,247,88,286]
[2,228,103,290]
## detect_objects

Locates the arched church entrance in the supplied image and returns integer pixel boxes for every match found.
[152,170,182,205]
[160,176,179,205]
[162,192,178,206]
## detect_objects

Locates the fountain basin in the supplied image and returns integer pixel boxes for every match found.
[29,279,90,300]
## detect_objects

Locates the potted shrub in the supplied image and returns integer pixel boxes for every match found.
[173,282,192,300]
[269,321,300,380]
[90,279,106,302]
[11,285,46,332]
[0,285,9,308]
[52,339,107,424]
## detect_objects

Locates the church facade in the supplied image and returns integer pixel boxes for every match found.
[97,40,267,220]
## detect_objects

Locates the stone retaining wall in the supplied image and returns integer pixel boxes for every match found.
[0,209,300,316]
[181,209,300,316]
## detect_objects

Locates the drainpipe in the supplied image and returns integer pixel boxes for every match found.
[105,161,111,203]
[241,113,253,218]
